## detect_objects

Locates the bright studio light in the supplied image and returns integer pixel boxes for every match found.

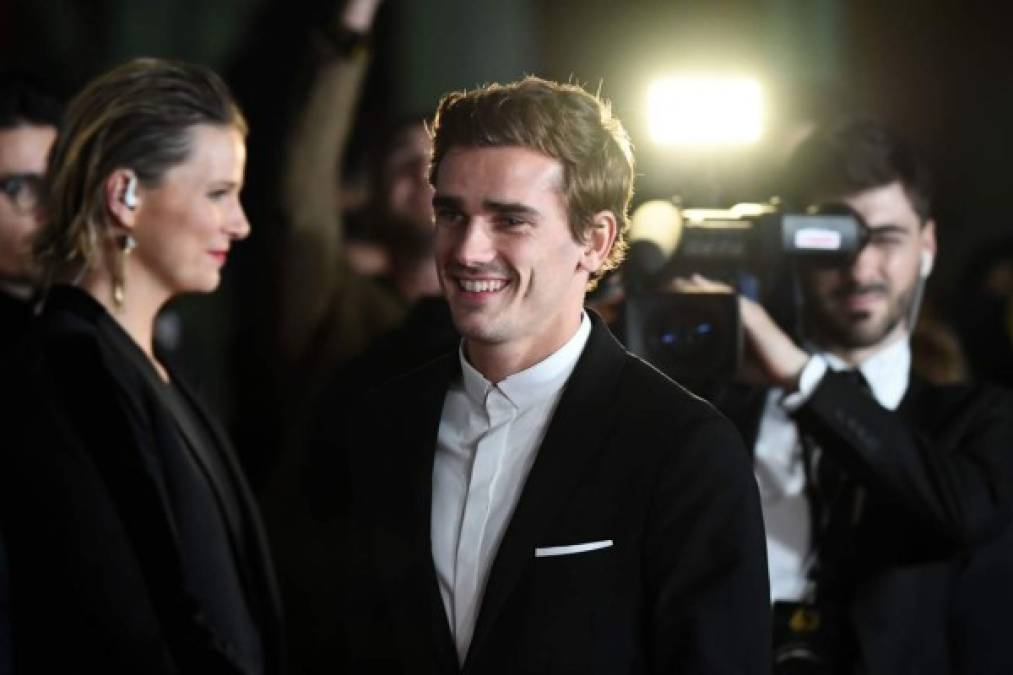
[647,76,763,146]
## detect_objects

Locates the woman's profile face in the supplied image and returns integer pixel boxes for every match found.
[128,123,249,297]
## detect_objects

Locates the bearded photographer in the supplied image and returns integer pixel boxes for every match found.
[679,119,1013,674]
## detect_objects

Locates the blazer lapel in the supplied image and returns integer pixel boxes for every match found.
[97,321,239,548]
[88,314,187,550]
[142,365,247,551]
[170,372,285,655]
[463,315,627,671]
[372,354,460,673]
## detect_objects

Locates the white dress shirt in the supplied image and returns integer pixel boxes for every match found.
[755,336,911,602]
[431,313,591,664]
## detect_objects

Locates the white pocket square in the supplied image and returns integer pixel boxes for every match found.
[534,539,613,557]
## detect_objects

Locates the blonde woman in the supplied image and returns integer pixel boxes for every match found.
[0,58,282,674]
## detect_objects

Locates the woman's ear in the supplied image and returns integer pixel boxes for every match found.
[578,210,618,275]
[105,169,140,229]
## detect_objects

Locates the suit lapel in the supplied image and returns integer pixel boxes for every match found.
[463,315,627,671]
[372,354,460,673]
[170,371,285,654]
[88,316,187,552]
[97,314,239,546]
[49,289,184,552]
[157,373,242,534]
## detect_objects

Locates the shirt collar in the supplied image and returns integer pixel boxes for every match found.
[819,336,910,410]
[459,312,591,411]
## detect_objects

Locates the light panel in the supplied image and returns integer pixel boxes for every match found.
[647,76,763,146]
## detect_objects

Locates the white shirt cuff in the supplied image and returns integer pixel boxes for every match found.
[780,354,828,412]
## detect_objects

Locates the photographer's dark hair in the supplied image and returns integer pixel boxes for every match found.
[783,118,932,223]
[0,72,63,130]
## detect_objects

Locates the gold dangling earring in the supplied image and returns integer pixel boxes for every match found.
[113,234,136,309]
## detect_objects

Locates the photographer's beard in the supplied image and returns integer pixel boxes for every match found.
[800,269,918,356]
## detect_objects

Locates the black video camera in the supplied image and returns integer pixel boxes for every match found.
[620,200,867,381]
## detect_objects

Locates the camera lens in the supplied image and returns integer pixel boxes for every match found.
[647,309,719,363]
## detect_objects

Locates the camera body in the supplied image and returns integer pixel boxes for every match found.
[621,200,867,381]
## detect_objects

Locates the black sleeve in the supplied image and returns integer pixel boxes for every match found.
[1,338,245,674]
[644,411,772,674]
[1,349,181,673]
[795,371,1013,548]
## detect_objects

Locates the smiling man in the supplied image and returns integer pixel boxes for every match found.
[320,77,770,674]
[432,143,608,382]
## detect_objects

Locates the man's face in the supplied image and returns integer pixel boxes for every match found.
[433,145,594,362]
[0,124,56,280]
[802,180,936,353]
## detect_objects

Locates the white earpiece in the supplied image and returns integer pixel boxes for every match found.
[920,250,934,278]
[122,176,138,210]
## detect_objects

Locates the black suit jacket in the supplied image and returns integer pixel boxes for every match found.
[0,289,31,357]
[0,289,31,675]
[0,287,284,674]
[314,313,770,674]
[711,370,1013,675]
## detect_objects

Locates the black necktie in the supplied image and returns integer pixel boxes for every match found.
[839,368,873,398]
[802,369,870,597]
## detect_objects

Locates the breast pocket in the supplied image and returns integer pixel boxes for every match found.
[528,536,619,616]
[521,539,636,673]
[535,539,614,558]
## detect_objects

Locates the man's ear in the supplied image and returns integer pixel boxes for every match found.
[105,169,140,229]
[578,210,618,275]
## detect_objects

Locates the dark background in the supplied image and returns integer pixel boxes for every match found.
[5,0,1011,276]
[3,0,1010,416]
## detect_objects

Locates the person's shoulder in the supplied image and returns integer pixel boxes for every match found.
[610,348,751,463]
[3,294,140,460]
[0,289,32,333]
[908,376,1013,422]
[18,291,148,420]
[605,354,754,503]
[338,349,458,437]
[617,350,728,423]
[37,305,117,378]
[15,301,98,375]
[369,350,459,401]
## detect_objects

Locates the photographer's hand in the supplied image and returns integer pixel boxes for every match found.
[672,275,809,390]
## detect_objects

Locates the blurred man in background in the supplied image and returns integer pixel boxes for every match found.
[0,74,60,350]
[261,2,456,671]
[275,0,443,401]
[0,73,60,675]
[684,118,1013,674]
